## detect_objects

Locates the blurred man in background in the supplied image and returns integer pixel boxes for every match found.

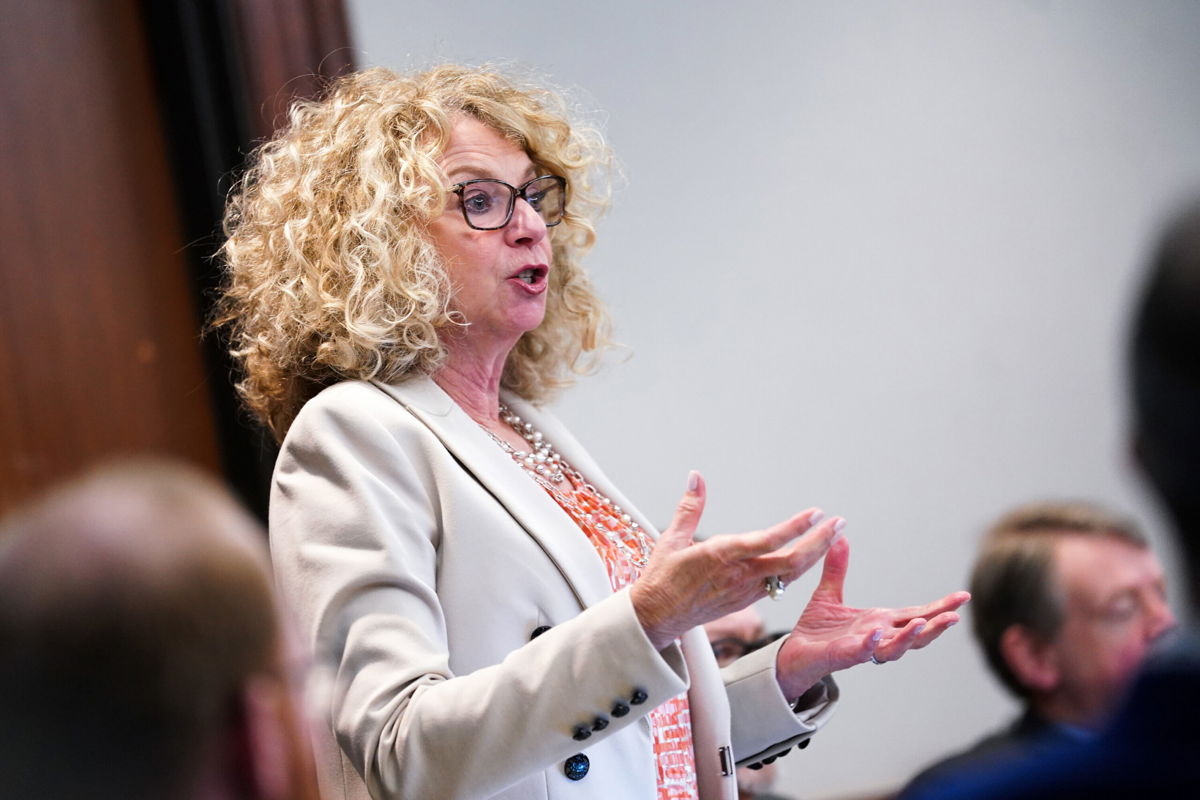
[904,201,1200,798]
[902,502,1175,796]
[0,460,319,800]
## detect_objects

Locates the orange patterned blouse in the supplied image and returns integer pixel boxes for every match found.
[536,469,700,800]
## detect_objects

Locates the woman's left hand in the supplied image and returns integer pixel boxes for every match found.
[774,536,970,700]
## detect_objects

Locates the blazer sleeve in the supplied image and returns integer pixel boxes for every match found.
[270,385,690,799]
[724,637,840,764]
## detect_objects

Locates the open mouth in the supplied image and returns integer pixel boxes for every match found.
[514,266,548,284]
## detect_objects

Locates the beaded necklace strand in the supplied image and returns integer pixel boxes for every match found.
[482,403,654,568]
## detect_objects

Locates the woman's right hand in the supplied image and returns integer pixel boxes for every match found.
[631,471,844,650]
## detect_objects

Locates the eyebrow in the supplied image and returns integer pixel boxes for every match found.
[446,163,539,184]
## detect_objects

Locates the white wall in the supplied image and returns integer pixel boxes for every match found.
[347,2,1200,797]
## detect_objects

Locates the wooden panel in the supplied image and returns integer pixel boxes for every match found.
[230,0,355,137]
[0,0,220,512]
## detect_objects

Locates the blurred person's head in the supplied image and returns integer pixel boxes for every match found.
[969,502,1175,729]
[0,459,318,800]
[704,606,785,800]
[1132,200,1200,604]
[706,606,773,668]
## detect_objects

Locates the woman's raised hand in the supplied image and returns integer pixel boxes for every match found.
[774,536,971,699]
[631,472,845,651]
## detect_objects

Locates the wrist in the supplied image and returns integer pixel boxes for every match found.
[775,642,826,701]
[631,582,676,651]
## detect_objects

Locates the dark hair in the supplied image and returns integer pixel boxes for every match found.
[1131,200,1200,564]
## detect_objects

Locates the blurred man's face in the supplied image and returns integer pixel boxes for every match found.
[705,607,766,668]
[1044,535,1176,727]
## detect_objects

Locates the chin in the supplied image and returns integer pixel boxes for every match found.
[511,307,548,334]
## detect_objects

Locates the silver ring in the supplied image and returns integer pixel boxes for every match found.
[870,655,884,665]
[765,576,786,601]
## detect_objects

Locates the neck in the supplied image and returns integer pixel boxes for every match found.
[434,335,517,427]
[1031,694,1108,733]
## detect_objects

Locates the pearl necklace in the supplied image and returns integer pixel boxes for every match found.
[489,403,567,483]
[484,403,651,566]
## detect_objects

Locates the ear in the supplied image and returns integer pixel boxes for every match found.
[232,675,291,800]
[999,624,1060,694]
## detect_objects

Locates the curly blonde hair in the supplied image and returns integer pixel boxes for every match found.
[215,65,614,440]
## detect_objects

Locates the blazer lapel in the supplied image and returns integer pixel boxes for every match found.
[372,378,613,610]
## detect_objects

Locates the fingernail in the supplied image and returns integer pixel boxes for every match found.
[871,628,883,643]
[833,518,847,533]
[809,509,826,525]
[687,471,699,492]
[913,624,926,636]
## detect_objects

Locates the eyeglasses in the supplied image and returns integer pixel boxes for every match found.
[709,631,787,668]
[450,175,567,231]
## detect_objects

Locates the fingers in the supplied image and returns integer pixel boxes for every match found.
[853,627,884,664]
[753,515,846,584]
[808,534,850,603]
[889,591,971,626]
[870,618,927,663]
[906,611,961,651]
[724,508,833,560]
[657,471,707,553]
[732,508,826,557]
[871,611,962,663]
[826,627,884,674]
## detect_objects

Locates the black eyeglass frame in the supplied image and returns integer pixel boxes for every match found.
[450,174,568,231]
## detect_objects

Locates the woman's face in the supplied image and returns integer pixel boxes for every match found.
[427,116,553,350]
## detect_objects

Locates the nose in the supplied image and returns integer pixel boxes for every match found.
[1144,593,1177,642]
[504,197,548,247]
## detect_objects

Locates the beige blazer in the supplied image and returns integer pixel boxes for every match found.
[271,377,837,800]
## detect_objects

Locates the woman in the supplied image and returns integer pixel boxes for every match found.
[218,65,967,800]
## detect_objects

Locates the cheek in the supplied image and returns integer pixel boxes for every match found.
[430,219,494,269]
[443,245,497,298]
[441,239,482,275]
[1114,639,1150,675]
[1095,629,1151,682]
